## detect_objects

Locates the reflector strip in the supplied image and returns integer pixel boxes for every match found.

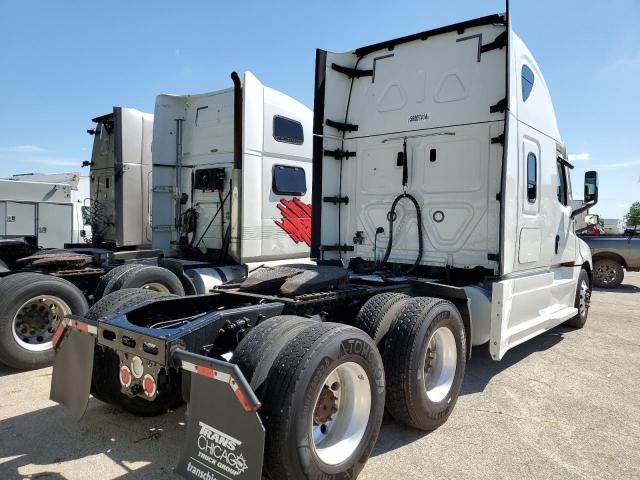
[67,319,97,336]
[51,323,66,348]
[230,380,260,413]
[195,365,216,378]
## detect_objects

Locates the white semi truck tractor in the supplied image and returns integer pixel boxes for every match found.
[0,73,312,370]
[51,8,598,480]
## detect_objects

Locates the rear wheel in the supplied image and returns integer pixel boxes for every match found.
[566,269,591,329]
[109,265,185,297]
[236,320,385,479]
[0,273,88,370]
[354,292,409,344]
[593,258,624,288]
[383,297,466,431]
[94,264,145,301]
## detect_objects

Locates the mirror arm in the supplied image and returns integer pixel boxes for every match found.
[570,201,596,219]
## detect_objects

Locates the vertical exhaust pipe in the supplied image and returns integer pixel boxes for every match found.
[231,72,243,170]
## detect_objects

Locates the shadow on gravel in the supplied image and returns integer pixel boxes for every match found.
[371,415,430,457]
[462,328,565,396]
[0,399,186,480]
[0,363,22,378]
[594,284,640,294]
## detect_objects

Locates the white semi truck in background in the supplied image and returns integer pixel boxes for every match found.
[51,8,600,480]
[0,173,90,249]
[0,72,312,370]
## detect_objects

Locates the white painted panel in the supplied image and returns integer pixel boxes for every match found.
[38,203,73,248]
[518,228,540,263]
[489,267,579,360]
[5,202,35,236]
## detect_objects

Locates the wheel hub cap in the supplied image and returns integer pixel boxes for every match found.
[424,327,457,403]
[12,296,71,352]
[311,362,371,466]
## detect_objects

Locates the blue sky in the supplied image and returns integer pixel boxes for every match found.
[1,0,638,219]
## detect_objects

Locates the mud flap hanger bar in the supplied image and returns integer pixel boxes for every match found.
[52,315,98,348]
[174,349,260,413]
[174,349,265,480]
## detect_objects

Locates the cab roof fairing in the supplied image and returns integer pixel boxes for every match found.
[510,32,562,143]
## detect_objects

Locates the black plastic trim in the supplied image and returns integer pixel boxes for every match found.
[311,49,327,259]
[321,245,355,253]
[326,118,359,132]
[480,30,507,53]
[490,98,507,113]
[324,148,356,160]
[331,63,373,78]
[354,13,505,57]
[231,72,243,170]
[323,196,349,205]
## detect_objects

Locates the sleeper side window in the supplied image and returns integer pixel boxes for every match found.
[272,165,307,196]
[273,116,304,145]
[527,152,537,203]
[522,65,535,102]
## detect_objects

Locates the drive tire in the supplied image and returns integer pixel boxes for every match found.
[89,288,182,415]
[109,265,185,297]
[565,269,591,329]
[94,264,145,301]
[383,297,466,431]
[232,315,316,394]
[354,292,410,344]
[593,258,624,288]
[255,321,385,480]
[0,272,88,370]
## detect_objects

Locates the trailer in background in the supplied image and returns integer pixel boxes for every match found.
[0,174,90,248]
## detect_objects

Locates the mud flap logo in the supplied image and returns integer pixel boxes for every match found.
[275,198,312,247]
[195,422,248,476]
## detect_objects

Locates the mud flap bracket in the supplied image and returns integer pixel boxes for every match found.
[175,350,265,480]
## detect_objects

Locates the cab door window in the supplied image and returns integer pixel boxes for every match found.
[556,160,567,206]
[527,152,537,203]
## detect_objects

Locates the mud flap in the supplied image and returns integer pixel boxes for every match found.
[50,328,95,420]
[175,350,265,480]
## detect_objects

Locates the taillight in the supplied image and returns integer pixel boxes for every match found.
[119,365,132,388]
[143,374,156,397]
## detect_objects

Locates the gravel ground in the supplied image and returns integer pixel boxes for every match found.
[0,272,638,480]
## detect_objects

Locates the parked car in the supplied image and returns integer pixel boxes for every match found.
[580,224,639,288]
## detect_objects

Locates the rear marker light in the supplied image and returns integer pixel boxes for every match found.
[120,366,132,388]
[143,374,156,397]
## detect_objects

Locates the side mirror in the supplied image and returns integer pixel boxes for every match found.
[584,171,598,204]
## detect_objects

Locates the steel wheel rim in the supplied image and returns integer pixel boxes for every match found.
[424,327,457,403]
[578,279,589,316]
[12,295,71,351]
[310,362,371,466]
[595,264,617,285]
[142,282,171,293]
